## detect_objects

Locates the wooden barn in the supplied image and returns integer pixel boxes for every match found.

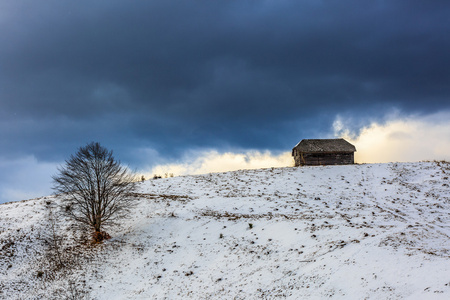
[292,138,356,166]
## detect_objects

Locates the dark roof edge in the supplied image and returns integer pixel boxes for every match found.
[293,138,356,153]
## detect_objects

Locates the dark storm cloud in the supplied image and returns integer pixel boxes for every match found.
[1,0,450,164]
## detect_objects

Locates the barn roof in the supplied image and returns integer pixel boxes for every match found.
[293,138,356,153]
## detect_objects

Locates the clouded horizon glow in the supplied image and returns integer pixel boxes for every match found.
[344,111,450,164]
[144,150,293,178]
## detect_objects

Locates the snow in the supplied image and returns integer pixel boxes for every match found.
[1,162,450,299]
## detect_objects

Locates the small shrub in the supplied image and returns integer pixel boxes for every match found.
[248,223,253,229]
[37,271,44,278]
[219,233,224,239]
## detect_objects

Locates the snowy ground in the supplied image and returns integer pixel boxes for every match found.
[1,162,450,299]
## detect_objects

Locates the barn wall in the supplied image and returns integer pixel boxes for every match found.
[294,152,354,166]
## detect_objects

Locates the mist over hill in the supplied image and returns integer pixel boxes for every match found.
[1,162,449,299]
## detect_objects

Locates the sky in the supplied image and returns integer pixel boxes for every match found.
[1,0,450,203]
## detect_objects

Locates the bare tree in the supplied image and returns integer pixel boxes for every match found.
[52,142,137,241]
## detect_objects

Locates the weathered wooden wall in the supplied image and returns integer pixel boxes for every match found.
[294,152,354,166]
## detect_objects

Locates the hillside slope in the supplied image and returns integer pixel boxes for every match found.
[1,162,450,299]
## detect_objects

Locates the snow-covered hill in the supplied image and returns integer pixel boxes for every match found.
[1,162,450,299]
